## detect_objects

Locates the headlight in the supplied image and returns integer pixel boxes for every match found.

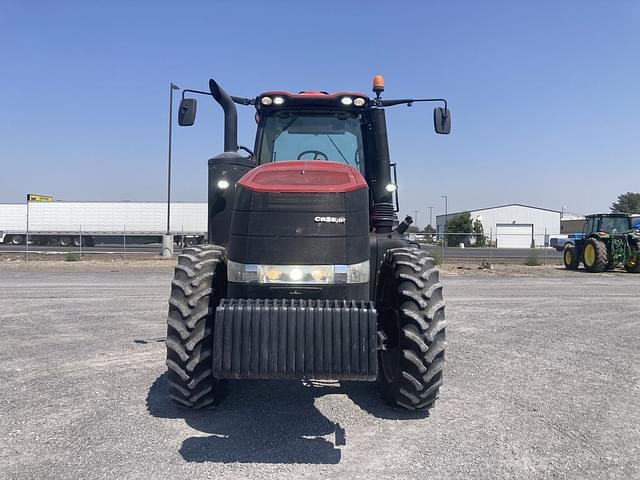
[216,179,230,189]
[227,261,369,284]
[385,183,397,192]
[347,260,369,283]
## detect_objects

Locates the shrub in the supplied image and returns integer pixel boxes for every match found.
[524,251,542,266]
[64,253,81,262]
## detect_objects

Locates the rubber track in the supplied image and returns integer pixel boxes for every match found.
[165,245,224,408]
[378,247,446,411]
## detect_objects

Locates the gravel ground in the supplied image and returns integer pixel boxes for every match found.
[0,266,638,479]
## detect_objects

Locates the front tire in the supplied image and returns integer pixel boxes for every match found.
[583,238,607,273]
[166,245,226,408]
[624,243,640,273]
[563,245,580,270]
[376,247,446,412]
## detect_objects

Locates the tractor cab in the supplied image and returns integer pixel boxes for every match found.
[583,213,633,236]
[253,91,368,172]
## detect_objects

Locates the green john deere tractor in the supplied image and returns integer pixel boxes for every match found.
[563,213,640,273]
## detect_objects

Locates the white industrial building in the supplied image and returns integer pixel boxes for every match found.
[435,203,561,248]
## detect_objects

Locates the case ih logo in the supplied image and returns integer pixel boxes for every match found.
[314,216,346,224]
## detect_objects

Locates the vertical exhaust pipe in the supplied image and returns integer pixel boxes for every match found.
[209,79,238,152]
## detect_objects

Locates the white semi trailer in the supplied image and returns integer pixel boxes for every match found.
[0,202,207,246]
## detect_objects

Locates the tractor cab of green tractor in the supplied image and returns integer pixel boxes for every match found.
[583,214,633,236]
[564,213,640,273]
[165,75,450,413]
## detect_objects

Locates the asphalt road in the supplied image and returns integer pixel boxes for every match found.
[1,267,638,479]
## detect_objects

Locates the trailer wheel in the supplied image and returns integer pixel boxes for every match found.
[376,247,446,412]
[583,238,607,273]
[563,245,580,270]
[58,236,72,247]
[7,235,25,245]
[166,244,226,408]
[624,243,640,273]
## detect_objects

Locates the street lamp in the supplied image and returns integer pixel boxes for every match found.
[427,206,434,230]
[561,205,566,220]
[441,195,448,228]
[167,82,180,234]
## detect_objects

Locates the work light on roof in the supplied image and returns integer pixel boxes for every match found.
[353,97,366,107]
[273,96,285,105]
[340,96,353,106]
[260,96,273,106]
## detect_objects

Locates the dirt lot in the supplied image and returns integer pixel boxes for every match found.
[0,263,638,479]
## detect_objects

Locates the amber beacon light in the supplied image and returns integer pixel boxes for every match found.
[372,74,385,98]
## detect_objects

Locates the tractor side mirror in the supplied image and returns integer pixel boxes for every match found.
[178,98,197,126]
[433,107,451,135]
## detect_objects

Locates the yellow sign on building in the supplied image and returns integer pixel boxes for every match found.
[27,194,54,202]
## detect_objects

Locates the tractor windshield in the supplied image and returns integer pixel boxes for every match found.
[258,111,364,172]
[598,216,631,234]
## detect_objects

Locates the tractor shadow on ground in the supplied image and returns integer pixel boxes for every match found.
[147,373,344,464]
[341,381,431,421]
[147,374,428,464]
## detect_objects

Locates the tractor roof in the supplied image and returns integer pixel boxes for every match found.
[256,91,370,110]
[586,213,630,218]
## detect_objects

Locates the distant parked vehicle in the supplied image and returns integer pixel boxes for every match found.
[563,213,640,272]
[0,202,207,247]
[550,233,583,251]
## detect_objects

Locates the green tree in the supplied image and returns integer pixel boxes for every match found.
[445,212,472,246]
[472,218,486,247]
[405,225,420,233]
[423,224,435,234]
[611,192,640,214]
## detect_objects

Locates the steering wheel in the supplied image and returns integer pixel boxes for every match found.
[297,150,328,161]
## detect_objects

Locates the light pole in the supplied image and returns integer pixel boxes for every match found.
[427,206,433,230]
[441,195,448,234]
[167,82,180,234]
[561,205,566,220]
[413,209,419,229]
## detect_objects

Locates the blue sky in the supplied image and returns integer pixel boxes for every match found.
[1,0,638,226]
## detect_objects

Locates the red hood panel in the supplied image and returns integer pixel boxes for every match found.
[237,161,367,193]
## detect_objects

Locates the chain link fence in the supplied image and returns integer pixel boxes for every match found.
[409,230,563,265]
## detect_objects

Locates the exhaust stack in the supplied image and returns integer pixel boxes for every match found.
[209,79,238,152]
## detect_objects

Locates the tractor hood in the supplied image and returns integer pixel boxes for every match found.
[237,161,367,194]
[228,160,370,300]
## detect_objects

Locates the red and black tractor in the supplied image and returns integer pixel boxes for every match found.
[165,75,451,412]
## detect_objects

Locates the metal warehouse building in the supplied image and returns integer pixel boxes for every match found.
[436,203,561,248]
